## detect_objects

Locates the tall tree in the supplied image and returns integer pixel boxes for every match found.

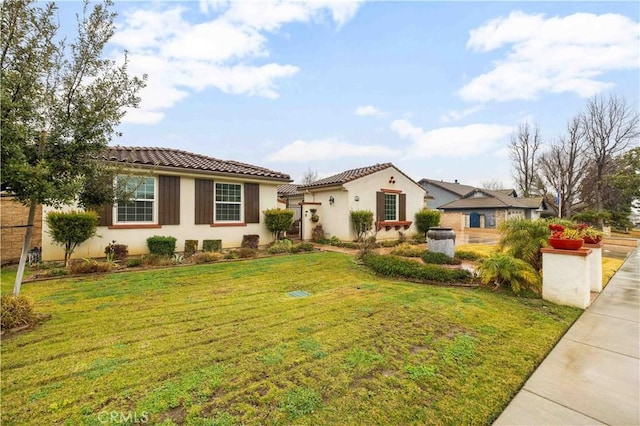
[539,116,588,218]
[580,94,639,223]
[1,0,146,295]
[509,121,543,197]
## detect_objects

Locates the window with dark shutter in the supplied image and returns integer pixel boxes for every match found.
[399,193,407,221]
[159,175,180,225]
[98,203,112,226]
[244,183,260,223]
[195,179,214,224]
[376,191,385,222]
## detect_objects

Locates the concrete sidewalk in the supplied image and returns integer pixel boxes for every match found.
[495,247,640,425]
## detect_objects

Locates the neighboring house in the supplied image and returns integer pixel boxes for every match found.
[41,146,291,262]
[277,184,304,210]
[418,178,475,209]
[296,163,427,241]
[438,188,547,231]
[0,192,43,265]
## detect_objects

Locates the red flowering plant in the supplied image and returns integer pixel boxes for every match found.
[548,224,583,240]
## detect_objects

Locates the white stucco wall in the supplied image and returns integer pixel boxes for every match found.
[301,167,425,241]
[41,175,282,261]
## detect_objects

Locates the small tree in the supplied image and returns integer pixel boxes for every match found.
[497,218,550,272]
[414,209,441,237]
[264,208,294,240]
[350,210,374,242]
[46,211,99,266]
[476,253,541,295]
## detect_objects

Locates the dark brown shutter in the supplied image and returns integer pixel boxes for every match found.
[195,179,214,224]
[376,191,385,222]
[159,175,180,225]
[98,203,113,226]
[244,183,260,223]
[399,193,406,221]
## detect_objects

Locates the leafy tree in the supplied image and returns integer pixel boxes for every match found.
[1,0,146,294]
[497,219,550,273]
[414,208,440,237]
[264,208,294,240]
[46,211,99,266]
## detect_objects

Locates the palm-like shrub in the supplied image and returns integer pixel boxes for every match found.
[497,219,550,272]
[476,253,541,295]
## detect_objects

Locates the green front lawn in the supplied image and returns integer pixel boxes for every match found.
[1,252,581,425]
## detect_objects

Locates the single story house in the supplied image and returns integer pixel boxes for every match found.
[296,163,428,241]
[41,146,292,261]
[418,178,476,209]
[438,188,547,231]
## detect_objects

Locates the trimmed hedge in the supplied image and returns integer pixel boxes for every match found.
[390,243,425,257]
[203,239,222,253]
[241,235,260,250]
[454,250,484,261]
[184,240,198,257]
[147,236,177,256]
[421,251,461,265]
[363,253,472,284]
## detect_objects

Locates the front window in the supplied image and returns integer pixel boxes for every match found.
[384,193,397,221]
[116,176,155,223]
[215,182,242,222]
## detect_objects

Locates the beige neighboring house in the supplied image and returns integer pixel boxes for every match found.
[295,163,428,241]
[41,146,292,262]
[0,193,43,265]
[438,188,547,231]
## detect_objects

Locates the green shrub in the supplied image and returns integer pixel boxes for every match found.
[411,233,427,244]
[421,251,461,265]
[454,250,484,261]
[146,236,177,256]
[390,243,425,257]
[291,242,315,253]
[203,239,222,253]
[363,254,472,283]
[415,209,441,236]
[184,240,198,257]
[498,219,549,272]
[126,258,142,267]
[1,294,37,330]
[224,250,239,260]
[238,248,257,258]
[378,239,401,248]
[476,252,541,295]
[267,239,294,254]
[350,210,374,241]
[264,208,294,240]
[104,242,128,261]
[241,234,260,250]
[68,259,114,274]
[46,210,99,266]
[192,252,223,264]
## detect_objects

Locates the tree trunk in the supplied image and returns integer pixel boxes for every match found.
[13,199,36,296]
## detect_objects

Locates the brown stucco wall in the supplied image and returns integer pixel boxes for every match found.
[440,212,463,231]
[1,196,42,265]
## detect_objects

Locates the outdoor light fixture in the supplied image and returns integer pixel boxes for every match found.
[329,196,335,205]
[354,196,360,202]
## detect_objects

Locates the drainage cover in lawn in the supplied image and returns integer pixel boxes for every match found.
[287,290,311,297]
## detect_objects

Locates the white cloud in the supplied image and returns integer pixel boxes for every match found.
[266,138,400,162]
[111,2,363,124]
[460,11,640,102]
[390,119,513,158]
[440,104,485,123]
[355,105,384,117]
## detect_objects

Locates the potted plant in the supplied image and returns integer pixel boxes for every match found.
[576,223,604,244]
[309,208,320,223]
[548,224,584,250]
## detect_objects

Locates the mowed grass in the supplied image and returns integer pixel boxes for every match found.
[1,252,582,425]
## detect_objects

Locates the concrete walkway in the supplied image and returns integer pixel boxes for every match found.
[494,247,640,425]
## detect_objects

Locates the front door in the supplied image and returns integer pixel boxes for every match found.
[470,212,481,228]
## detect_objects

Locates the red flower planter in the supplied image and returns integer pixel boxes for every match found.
[548,238,584,250]
[583,236,602,244]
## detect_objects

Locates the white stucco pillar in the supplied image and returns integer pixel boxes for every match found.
[541,247,593,309]
[584,242,603,292]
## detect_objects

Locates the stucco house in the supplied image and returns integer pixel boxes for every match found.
[295,163,427,241]
[41,146,292,261]
[438,188,547,231]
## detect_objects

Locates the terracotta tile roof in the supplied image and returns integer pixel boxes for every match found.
[102,146,291,181]
[299,163,395,189]
[418,178,476,197]
[277,184,303,196]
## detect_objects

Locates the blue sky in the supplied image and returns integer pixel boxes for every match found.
[58,1,639,187]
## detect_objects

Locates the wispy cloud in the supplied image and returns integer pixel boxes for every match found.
[440,104,485,123]
[355,105,385,118]
[112,2,364,124]
[266,138,400,162]
[459,11,639,102]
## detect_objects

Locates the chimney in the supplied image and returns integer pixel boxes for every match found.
[454,179,459,184]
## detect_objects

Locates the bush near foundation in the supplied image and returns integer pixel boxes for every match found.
[146,236,177,256]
